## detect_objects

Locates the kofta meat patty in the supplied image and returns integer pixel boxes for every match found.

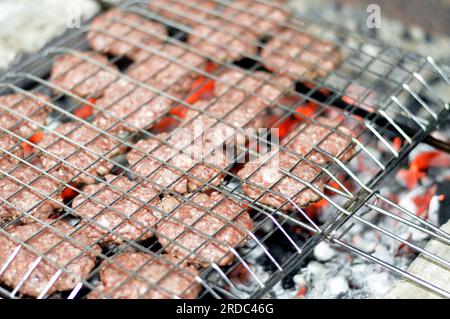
[261,29,342,81]
[0,221,101,297]
[50,51,119,98]
[128,44,205,97]
[37,122,126,184]
[93,79,173,133]
[148,0,217,27]
[0,164,63,224]
[127,132,229,194]
[188,18,258,62]
[283,117,356,164]
[89,252,200,299]
[222,0,290,37]
[0,93,50,138]
[88,9,167,59]
[72,175,160,244]
[237,151,324,211]
[156,192,253,267]
[215,70,293,104]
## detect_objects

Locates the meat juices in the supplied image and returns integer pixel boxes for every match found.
[214,70,293,105]
[261,29,342,81]
[93,79,173,133]
[282,117,356,164]
[126,132,229,194]
[128,44,205,98]
[0,221,101,297]
[147,0,217,27]
[89,252,200,299]
[0,93,50,138]
[37,122,126,185]
[238,151,324,211]
[156,192,253,267]
[0,163,63,224]
[222,0,290,37]
[188,18,259,62]
[87,8,167,59]
[50,51,119,98]
[72,175,160,244]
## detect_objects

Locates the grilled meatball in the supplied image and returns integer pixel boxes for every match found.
[89,252,200,299]
[50,51,119,98]
[157,192,253,267]
[93,79,173,134]
[188,18,259,62]
[88,9,167,59]
[72,175,160,244]
[0,221,101,297]
[237,151,324,211]
[261,29,342,81]
[0,93,50,138]
[0,163,63,224]
[222,0,289,37]
[128,44,205,98]
[282,117,356,164]
[148,0,217,27]
[37,122,126,184]
[127,131,229,194]
[215,69,293,105]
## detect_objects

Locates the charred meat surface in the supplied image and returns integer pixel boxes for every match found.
[89,252,200,299]
[188,18,259,62]
[0,221,101,297]
[238,151,324,211]
[0,163,63,224]
[93,79,173,134]
[147,0,218,27]
[87,8,167,60]
[128,44,205,98]
[50,51,119,98]
[0,93,50,138]
[222,0,290,37]
[261,29,342,81]
[72,175,160,244]
[37,122,126,184]
[156,192,253,267]
[282,117,356,164]
[127,131,229,194]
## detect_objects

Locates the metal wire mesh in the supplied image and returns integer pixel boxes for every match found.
[0,0,449,299]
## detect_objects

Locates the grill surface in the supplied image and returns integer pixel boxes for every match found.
[0,0,449,299]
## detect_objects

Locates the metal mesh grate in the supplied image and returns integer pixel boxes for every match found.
[0,0,449,299]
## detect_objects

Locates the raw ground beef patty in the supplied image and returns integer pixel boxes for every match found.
[0,221,101,297]
[261,29,342,81]
[128,44,205,98]
[87,8,167,60]
[156,192,253,267]
[222,0,290,37]
[237,151,324,211]
[0,162,63,224]
[214,69,293,106]
[37,122,126,184]
[93,78,173,134]
[126,131,229,194]
[0,93,50,138]
[147,0,218,27]
[188,17,259,62]
[88,252,200,299]
[72,175,160,244]
[50,51,119,98]
[282,117,356,164]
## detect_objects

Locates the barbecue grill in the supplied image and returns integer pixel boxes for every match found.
[0,0,449,299]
